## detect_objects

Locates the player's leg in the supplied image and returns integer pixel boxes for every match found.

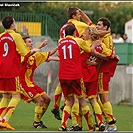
[78,97,94,131]
[97,95,106,119]
[0,77,21,130]
[59,95,74,131]
[32,95,46,128]
[68,96,80,131]
[41,93,51,116]
[0,93,11,122]
[77,106,83,130]
[98,72,117,131]
[32,85,50,129]
[58,79,76,131]
[40,93,51,128]
[86,80,106,131]
[51,83,62,120]
[75,78,94,131]
[0,93,21,130]
[89,98,106,131]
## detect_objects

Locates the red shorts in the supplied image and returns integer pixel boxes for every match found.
[20,84,46,102]
[0,76,20,94]
[84,80,98,99]
[59,78,85,98]
[98,72,111,94]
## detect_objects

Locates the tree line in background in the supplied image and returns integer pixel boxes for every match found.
[0,2,133,35]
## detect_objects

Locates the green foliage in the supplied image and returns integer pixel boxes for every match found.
[0,26,4,33]
[5,100,133,131]
[0,2,133,36]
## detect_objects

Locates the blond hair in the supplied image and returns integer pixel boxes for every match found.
[85,26,99,41]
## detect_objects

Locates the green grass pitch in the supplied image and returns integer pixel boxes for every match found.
[1,100,133,132]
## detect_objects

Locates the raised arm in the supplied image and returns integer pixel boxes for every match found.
[37,39,48,49]
[78,8,92,25]
[30,48,40,56]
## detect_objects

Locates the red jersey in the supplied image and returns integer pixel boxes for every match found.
[98,33,119,76]
[58,36,83,80]
[60,22,79,38]
[98,59,118,77]
[0,31,30,78]
[20,52,49,87]
[89,45,103,62]
[80,45,103,82]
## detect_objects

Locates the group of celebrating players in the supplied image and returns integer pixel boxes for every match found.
[0,6,119,132]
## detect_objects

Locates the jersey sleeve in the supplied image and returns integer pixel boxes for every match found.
[101,42,113,58]
[102,33,114,50]
[75,21,88,37]
[12,33,30,57]
[75,38,91,53]
[35,52,50,67]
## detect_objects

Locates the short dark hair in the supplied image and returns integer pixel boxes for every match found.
[67,7,79,19]
[2,16,14,29]
[22,36,30,43]
[65,24,76,36]
[98,17,111,30]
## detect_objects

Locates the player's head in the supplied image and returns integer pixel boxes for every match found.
[2,16,16,30]
[83,26,99,41]
[23,36,33,50]
[65,24,76,37]
[96,17,111,31]
[67,7,81,21]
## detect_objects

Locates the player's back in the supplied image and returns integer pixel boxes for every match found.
[60,21,79,38]
[58,37,82,80]
[0,33,20,78]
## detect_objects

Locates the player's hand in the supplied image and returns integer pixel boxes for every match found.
[41,39,48,48]
[92,40,101,47]
[114,55,120,61]
[30,48,40,56]
[86,59,97,66]
[46,57,51,62]
[32,48,40,52]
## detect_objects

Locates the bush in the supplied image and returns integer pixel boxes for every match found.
[0,25,4,33]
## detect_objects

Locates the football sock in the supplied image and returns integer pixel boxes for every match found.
[81,105,94,131]
[103,101,115,126]
[34,106,43,122]
[64,97,67,107]
[97,97,106,117]
[92,101,103,126]
[54,86,62,110]
[71,102,79,126]
[61,105,71,128]
[3,97,20,121]
[0,98,9,120]
[42,103,48,117]
[78,107,82,128]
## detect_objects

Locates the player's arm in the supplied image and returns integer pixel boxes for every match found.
[92,47,119,61]
[78,39,103,54]
[92,42,116,60]
[78,8,92,25]
[30,48,40,56]
[91,49,108,60]
[15,33,40,57]
[37,39,48,49]
[49,47,58,56]
[78,9,111,37]
[80,42,91,53]
[89,40,109,60]
[47,56,60,62]
[98,28,111,37]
